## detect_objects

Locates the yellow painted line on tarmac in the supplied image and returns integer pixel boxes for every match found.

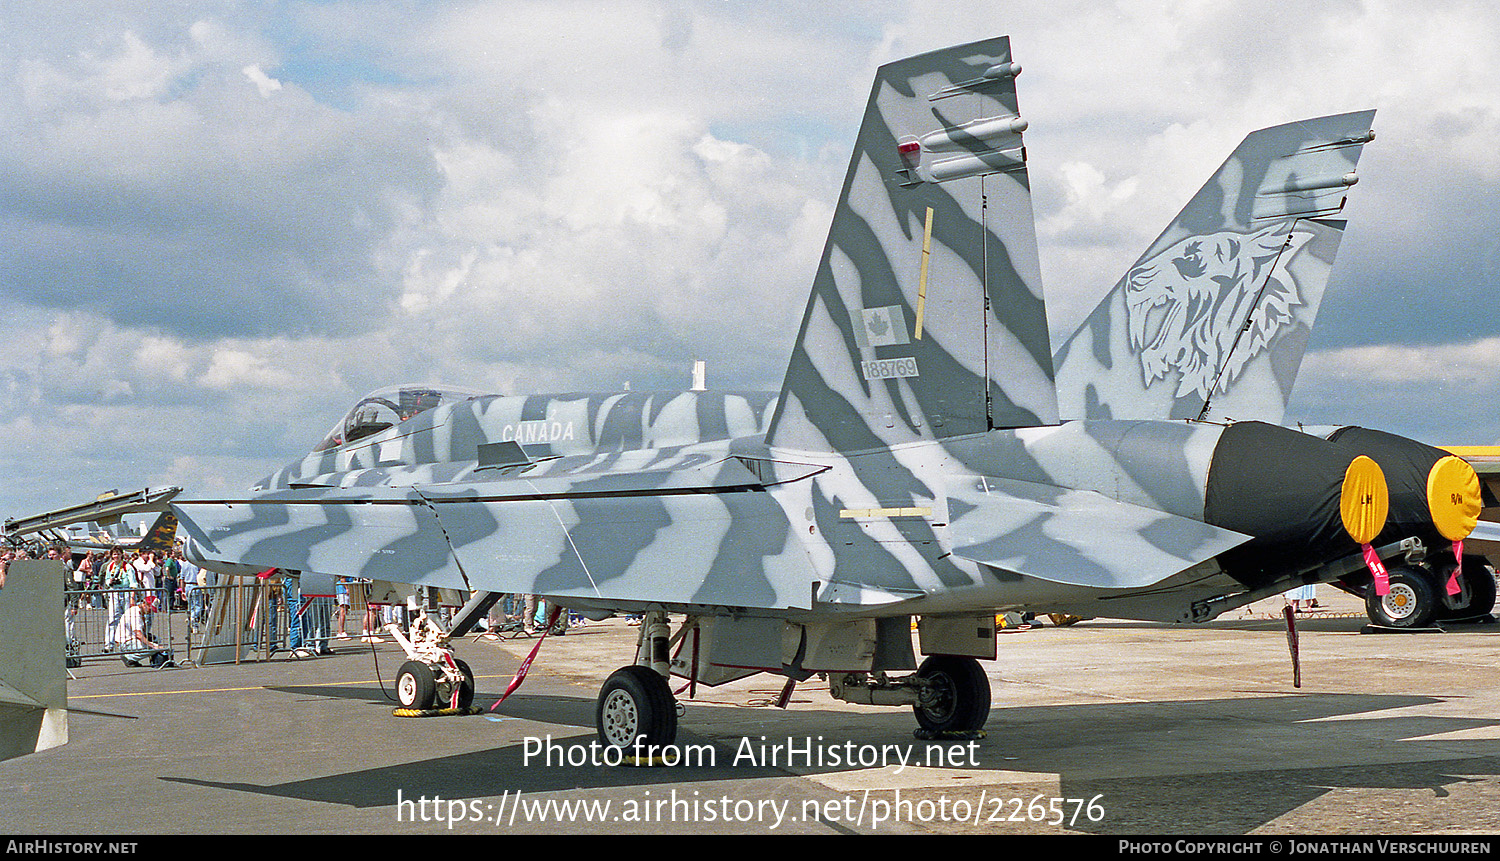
[72,685,275,699]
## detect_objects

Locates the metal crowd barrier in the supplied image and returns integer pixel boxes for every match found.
[64,578,458,668]
[64,586,181,667]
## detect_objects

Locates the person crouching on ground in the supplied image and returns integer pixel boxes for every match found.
[116,591,163,667]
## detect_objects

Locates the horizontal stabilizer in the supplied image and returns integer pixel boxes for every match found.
[947,476,1250,589]
[1469,520,1500,544]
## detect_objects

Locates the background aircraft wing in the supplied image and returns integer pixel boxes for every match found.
[3,487,181,550]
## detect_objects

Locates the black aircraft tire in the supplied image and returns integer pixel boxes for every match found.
[1365,566,1439,628]
[397,660,438,710]
[596,665,677,751]
[913,655,991,734]
[1439,556,1497,619]
[454,659,476,709]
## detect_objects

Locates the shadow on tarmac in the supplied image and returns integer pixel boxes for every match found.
[1066,758,1499,834]
[160,687,1500,835]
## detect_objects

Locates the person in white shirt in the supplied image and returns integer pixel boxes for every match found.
[132,551,159,592]
[116,592,162,667]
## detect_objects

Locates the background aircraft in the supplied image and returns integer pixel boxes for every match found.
[4,488,181,556]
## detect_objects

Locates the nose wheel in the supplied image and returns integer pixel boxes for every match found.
[397,660,437,709]
[388,611,477,713]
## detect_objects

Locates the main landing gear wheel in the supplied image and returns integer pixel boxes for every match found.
[396,660,438,710]
[1438,557,1497,620]
[913,655,991,735]
[596,665,678,751]
[1365,566,1439,629]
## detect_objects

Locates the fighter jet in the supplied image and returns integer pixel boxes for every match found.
[78,37,1486,750]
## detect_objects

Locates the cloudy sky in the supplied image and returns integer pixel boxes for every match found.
[4,0,1499,518]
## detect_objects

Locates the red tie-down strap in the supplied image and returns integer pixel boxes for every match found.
[443,652,463,711]
[1363,544,1390,596]
[1447,540,1464,596]
[490,606,563,711]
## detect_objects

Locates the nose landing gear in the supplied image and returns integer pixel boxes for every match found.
[389,612,476,713]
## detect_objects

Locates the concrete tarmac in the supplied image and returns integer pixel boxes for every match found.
[4,591,1500,835]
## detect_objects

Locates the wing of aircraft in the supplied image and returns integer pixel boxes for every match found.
[36,37,1482,753]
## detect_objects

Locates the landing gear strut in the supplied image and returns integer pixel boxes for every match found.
[1439,556,1498,620]
[827,654,992,737]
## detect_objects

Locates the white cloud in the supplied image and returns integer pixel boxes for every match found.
[4,1,1500,517]
[1303,338,1500,390]
[87,31,184,103]
[242,63,283,98]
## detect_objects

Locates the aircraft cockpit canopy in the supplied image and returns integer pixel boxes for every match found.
[313,384,483,452]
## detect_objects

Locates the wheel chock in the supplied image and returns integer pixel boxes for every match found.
[392,706,486,718]
[1358,624,1445,635]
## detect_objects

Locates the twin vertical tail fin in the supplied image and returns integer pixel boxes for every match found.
[1053,112,1377,423]
[766,36,1058,453]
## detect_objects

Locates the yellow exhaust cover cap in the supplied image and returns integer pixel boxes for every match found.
[1427,455,1481,541]
[1340,455,1389,545]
